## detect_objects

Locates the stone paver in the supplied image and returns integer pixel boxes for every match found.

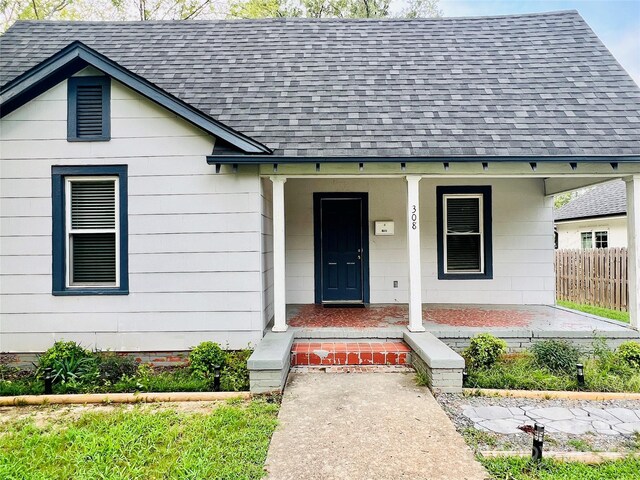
[477,418,523,434]
[265,372,487,480]
[546,419,593,435]
[528,407,574,421]
[463,403,640,437]
[607,408,640,423]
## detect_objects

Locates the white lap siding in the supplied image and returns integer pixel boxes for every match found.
[0,79,264,352]
[283,177,555,305]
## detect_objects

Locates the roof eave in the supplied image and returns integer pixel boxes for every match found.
[0,41,272,155]
[555,212,627,223]
[206,154,640,165]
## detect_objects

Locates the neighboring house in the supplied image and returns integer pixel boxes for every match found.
[555,181,627,249]
[0,10,639,358]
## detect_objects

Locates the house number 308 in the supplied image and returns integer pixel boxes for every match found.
[411,205,417,230]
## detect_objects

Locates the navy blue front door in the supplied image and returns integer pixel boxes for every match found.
[314,193,369,304]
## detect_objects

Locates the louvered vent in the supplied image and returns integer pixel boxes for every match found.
[75,85,104,138]
[70,180,116,284]
[446,197,481,271]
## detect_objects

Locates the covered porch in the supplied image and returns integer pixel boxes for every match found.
[262,167,640,333]
[286,303,635,333]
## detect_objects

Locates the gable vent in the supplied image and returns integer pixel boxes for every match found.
[75,85,104,137]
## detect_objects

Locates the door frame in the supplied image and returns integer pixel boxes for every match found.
[313,192,370,304]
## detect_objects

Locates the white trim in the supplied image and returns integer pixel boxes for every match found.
[625,176,640,329]
[406,175,425,332]
[271,176,288,332]
[64,176,119,289]
[443,193,484,274]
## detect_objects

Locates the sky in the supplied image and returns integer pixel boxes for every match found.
[431,0,640,86]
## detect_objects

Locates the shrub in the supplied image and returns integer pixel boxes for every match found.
[97,351,138,383]
[36,341,98,387]
[221,350,251,391]
[617,342,640,369]
[531,340,581,374]
[189,342,226,379]
[463,334,507,370]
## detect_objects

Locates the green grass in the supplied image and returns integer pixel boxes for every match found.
[481,456,640,480]
[557,300,630,323]
[0,399,279,480]
[465,352,640,393]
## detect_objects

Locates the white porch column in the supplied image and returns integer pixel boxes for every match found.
[271,176,288,332]
[406,175,426,332]
[626,175,640,330]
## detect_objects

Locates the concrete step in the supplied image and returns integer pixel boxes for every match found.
[291,341,411,366]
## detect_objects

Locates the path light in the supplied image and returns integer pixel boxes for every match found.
[44,367,53,395]
[213,365,221,392]
[576,363,585,387]
[532,424,544,461]
[462,368,468,385]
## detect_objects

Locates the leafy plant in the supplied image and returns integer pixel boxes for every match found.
[36,341,98,388]
[531,340,581,374]
[97,351,138,383]
[189,342,226,379]
[221,350,251,392]
[616,342,640,369]
[463,334,507,370]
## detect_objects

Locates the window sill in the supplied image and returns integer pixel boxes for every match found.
[67,136,111,142]
[438,273,493,280]
[53,289,129,296]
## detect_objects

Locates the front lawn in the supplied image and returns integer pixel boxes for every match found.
[557,300,630,323]
[481,456,640,480]
[0,399,279,480]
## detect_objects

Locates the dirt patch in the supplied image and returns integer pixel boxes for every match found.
[0,401,227,428]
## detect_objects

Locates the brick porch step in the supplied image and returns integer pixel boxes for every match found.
[291,341,411,366]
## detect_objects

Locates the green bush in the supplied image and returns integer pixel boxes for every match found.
[463,334,507,370]
[531,340,581,374]
[36,341,98,389]
[617,342,640,369]
[189,342,226,379]
[97,351,138,383]
[221,350,251,391]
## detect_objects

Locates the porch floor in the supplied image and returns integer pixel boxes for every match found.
[286,303,634,334]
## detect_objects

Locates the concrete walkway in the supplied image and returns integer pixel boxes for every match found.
[265,372,487,480]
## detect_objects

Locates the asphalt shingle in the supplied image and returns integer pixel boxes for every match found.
[1,11,639,157]
[555,180,627,221]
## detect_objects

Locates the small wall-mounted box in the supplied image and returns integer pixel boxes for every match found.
[374,221,395,236]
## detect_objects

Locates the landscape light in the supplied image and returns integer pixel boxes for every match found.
[213,365,221,392]
[44,367,53,395]
[576,363,585,387]
[532,424,545,461]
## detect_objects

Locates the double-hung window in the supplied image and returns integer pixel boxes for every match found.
[581,230,608,249]
[437,186,493,280]
[52,166,128,295]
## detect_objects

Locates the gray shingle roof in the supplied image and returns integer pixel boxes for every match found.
[555,180,627,221]
[1,10,639,157]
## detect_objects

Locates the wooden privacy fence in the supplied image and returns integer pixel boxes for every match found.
[555,248,628,311]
